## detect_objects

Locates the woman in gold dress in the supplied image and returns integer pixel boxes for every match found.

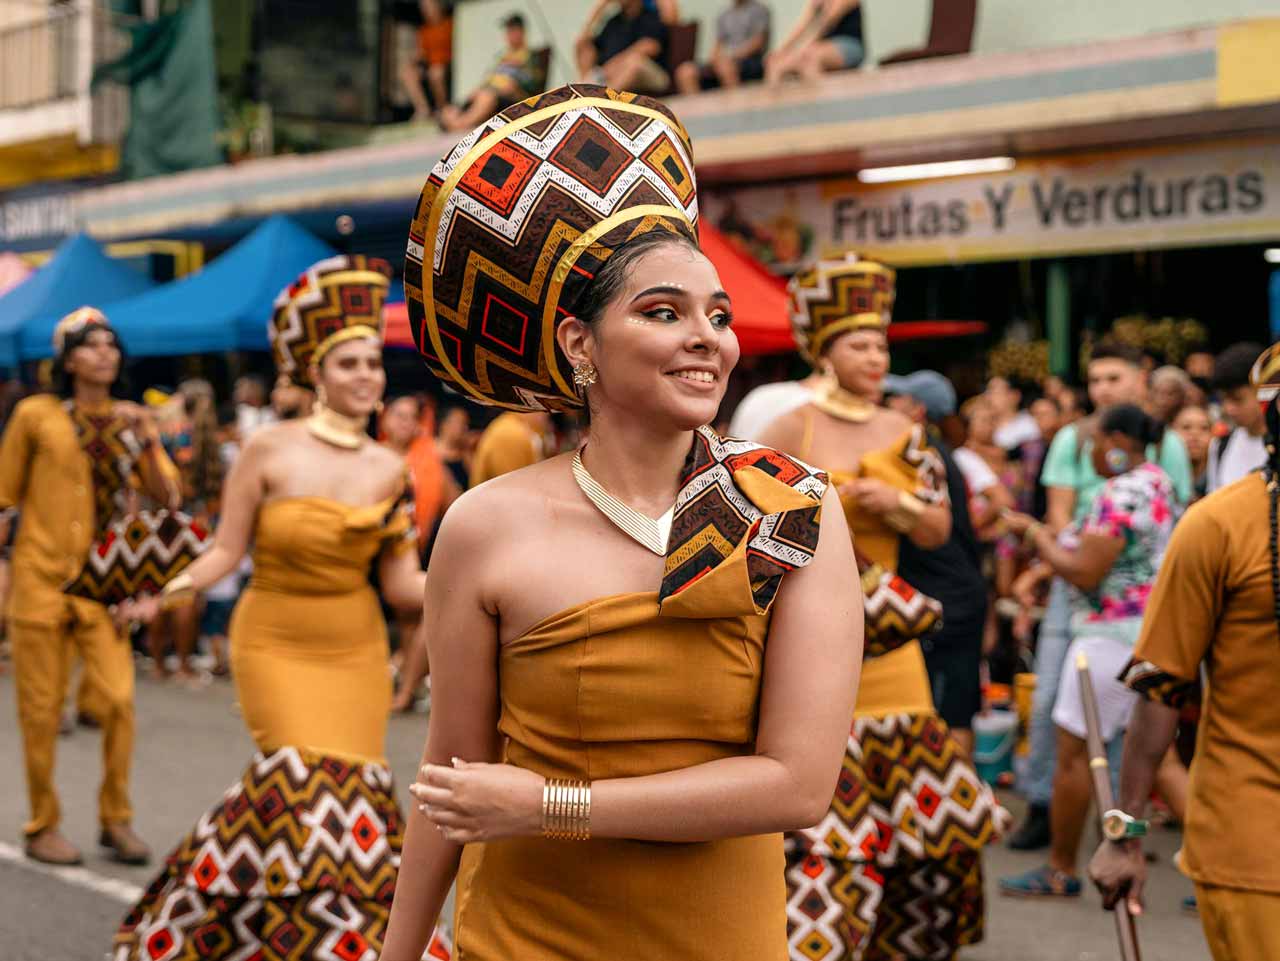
[114,256,434,961]
[380,84,863,961]
[761,254,1006,961]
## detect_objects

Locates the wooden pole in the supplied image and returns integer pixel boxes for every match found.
[1077,652,1142,961]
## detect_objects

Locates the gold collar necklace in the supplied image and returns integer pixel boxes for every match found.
[572,449,674,556]
[812,379,876,423]
[306,403,368,450]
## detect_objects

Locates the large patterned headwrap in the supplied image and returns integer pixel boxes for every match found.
[404,83,699,412]
[269,255,392,387]
[788,253,896,363]
[53,306,115,359]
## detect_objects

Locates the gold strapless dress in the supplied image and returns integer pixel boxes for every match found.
[785,424,1006,961]
[452,590,786,960]
[115,494,435,961]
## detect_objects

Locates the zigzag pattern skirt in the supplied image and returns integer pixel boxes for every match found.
[784,712,1007,961]
[113,746,450,961]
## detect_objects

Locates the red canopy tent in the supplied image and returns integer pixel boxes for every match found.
[382,227,985,355]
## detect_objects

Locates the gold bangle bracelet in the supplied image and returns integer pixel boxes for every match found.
[884,491,926,534]
[541,777,592,840]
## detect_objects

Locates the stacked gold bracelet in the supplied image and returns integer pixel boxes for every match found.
[159,571,197,610]
[884,491,926,534]
[541,778,592,840]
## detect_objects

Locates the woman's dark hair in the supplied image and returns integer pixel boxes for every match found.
[50,323,127,399]
[1264,400,1280,636]
[1098,403,1163,448]
[569,230,701,326]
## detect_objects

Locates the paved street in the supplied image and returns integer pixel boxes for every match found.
[1,668,1209,961]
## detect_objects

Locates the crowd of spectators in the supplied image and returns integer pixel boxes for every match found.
[398,0,872,131]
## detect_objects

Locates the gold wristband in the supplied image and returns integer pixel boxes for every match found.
[159,571,196,608]
[1023,522,1044,550]
[541,777,591,840]
[884,491,926,534]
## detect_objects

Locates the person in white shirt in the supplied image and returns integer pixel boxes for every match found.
[1208,342,1268,492]
[986,375,1042,451]
[728,372,822,440]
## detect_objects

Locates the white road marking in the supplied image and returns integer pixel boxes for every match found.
[0,841,143,904]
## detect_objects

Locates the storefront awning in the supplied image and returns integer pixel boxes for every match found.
[0,234,155,368]
[17,215,334,361]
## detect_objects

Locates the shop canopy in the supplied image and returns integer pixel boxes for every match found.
[18,215,335,362]
[0,234,156,368]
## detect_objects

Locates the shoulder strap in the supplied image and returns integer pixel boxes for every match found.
[799,405,816,461]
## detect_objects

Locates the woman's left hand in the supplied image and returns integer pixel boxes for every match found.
[850,478,900,515]
[409,758,544,844]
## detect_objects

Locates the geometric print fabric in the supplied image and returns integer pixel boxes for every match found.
[65,401,144,539]
[114,747,451,961]
[785,713,1003,961]
[405,83,699,412]
[659,426,828,615]
[788,254,896,362]
[64,508,211,607]
[270,255,393,388]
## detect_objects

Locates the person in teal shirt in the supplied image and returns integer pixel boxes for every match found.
[1003,339,1190,863]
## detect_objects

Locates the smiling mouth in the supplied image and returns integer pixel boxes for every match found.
[668,370,716,384]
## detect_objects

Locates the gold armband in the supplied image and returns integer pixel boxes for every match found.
[541,777,592,840]
[884,491,926,534]
[159,572,196,609]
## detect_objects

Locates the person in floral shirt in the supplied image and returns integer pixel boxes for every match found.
[999,404,1177,898]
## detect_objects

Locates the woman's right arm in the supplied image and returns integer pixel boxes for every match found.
[773,0,821,52]
[380,497,503,960]
[179,436,268,590]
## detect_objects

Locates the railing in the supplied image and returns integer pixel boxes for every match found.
[0,2,79,109]
[0,1,133,146]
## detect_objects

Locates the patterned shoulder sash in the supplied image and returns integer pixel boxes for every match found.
[659,426,828,618]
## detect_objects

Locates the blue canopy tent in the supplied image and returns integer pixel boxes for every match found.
[18,215,335,361]
[0,234,156,368]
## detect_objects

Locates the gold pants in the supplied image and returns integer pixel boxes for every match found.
[1196,883,1280,961]
[9,609,135,836]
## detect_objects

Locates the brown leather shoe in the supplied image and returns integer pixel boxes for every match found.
[99,822,151,865]
[25,828,83,866]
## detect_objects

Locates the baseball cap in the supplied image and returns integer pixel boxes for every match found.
[883,370,956,421]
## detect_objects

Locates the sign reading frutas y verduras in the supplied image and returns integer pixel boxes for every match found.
[705,138,1280,269]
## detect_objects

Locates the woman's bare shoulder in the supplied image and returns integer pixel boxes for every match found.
[441,453,574,533]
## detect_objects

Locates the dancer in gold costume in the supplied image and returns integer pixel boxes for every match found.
[762,254,1006,961]
[114,256,434,961]
[380,84,863,961]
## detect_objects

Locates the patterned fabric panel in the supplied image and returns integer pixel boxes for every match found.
[793,713,1007,866]
[405,83,699,412]
[785,846,983,961]
[1119,657,1198,710]
[66,402,143,538]
[659,426,828,614]
[896,425,949,505]
[270,255,392,388]
[788,254,896,362]
[115,747,452,961]
[64,509,211,606]
[858,562,943,658]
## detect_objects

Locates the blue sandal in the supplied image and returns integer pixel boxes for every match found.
[998,864,1083,898]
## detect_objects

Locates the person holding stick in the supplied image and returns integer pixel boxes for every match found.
[1091,343,1280,960]
[1000,404,1177,897]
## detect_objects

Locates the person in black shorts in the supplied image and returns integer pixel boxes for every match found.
[674,0,770,94]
